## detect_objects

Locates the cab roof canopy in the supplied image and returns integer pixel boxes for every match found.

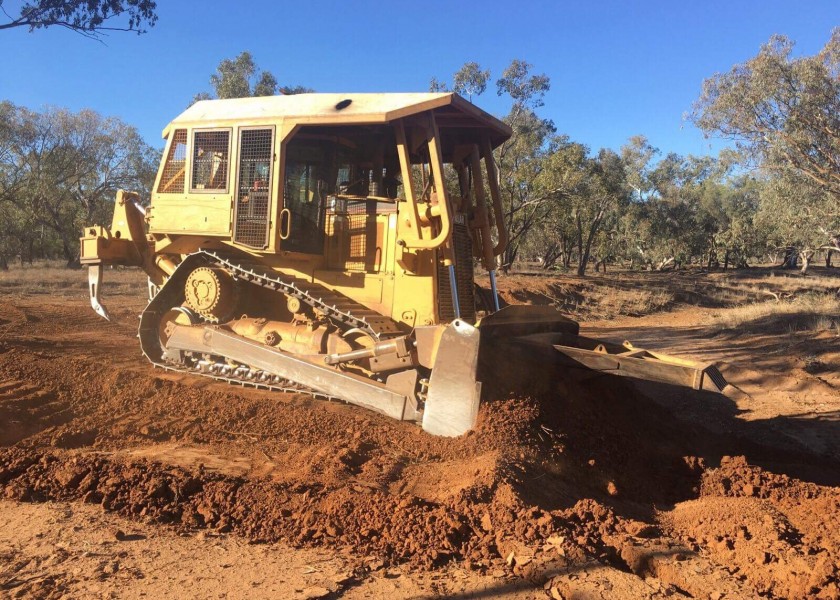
[168,92,512,150]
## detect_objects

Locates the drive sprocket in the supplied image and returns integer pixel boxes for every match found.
[183,266,239,321]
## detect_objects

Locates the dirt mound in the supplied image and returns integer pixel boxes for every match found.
[0,446,610,572]
[2,292,840,598]
[661,456,840,599]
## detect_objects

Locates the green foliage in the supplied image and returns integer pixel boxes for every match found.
[0,0,157,37]
[429,62,491,101]
[194,52,313,104]
[496,59,550,110]
[0,102,157,266]
[692,28,840,272]
[453,62,490,101]
[492,60,555,269]
[207,51,277,99]
[755,170,838,269]
[693,29,839,199]
[428,77,449,93]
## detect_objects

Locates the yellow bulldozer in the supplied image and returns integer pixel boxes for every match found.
[80,93,727,436]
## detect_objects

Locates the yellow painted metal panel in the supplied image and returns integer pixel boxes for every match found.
[149,196,231,235]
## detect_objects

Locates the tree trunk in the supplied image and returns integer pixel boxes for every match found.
[0,254,7,271]
[782,247,798,269]
[593,257,607,273]
[61,238,81,269]
[576,211,603,277]
[657,257,675,271]
[799,251,811,275]
[723,249,730,272]
[576,248,590,276]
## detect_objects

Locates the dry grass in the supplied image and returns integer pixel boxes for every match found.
[713,292,840,335]
[0,261,146,296]
[3,261,838,326]
[494,274,678,319]
[580,287,674,319]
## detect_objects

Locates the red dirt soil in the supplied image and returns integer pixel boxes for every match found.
[1,272,838,598]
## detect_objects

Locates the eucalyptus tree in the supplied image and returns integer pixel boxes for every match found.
[0,103,157,266]
[0,0,156,38]
[453,62,490,102]
[491,60,555,270]
[755,172,838,273]
[572,149,630,275]
[193,52,312,104]
[693,29,840,260]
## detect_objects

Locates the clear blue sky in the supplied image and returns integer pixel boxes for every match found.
[2,0,837,156]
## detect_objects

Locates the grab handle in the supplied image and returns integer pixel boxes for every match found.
[279,208,291,240]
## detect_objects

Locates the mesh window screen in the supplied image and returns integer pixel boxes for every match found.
[157,129,187,194]
[233,129,273,248]
[191,130,230,191]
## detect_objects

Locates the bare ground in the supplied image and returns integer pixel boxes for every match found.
[0,265,838,599]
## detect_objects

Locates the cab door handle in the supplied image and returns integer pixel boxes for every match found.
[279,208,291,240]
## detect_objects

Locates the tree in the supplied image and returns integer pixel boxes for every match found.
[693,29,840,272]
[0,103,157,267]
[493,60,553,270]
[527,137,588,270]
[495,108,556,270]
[692,30,839,211]
[193,52,312,103]
[572,149,629,275]
[621,135,659,201]
[453,62,490,102]
[496,59,551,112]
[428,61,490,101]
[210,52,263,99]
[428,77,449,93]
[0,0,157,38]
[755,171,838,273]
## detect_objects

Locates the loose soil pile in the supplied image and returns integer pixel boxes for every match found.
[1,275,839,598]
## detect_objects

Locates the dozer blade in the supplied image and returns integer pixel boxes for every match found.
[422,319,482,437]
[478,305,730,394]
[478,304,580,339]
[551,336,729,392]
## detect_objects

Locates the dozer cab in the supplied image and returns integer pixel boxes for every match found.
[81,93,728,436]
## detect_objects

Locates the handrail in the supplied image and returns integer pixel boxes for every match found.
[468,145,496,270]
[482,137,508,257]
[332,194,398,204]
[393,118,452,251]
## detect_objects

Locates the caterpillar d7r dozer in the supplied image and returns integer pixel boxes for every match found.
[81,93,728,436]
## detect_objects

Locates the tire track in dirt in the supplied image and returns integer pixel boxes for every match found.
[0,378,70,446]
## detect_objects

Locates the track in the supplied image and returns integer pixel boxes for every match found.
[137,250,406,400]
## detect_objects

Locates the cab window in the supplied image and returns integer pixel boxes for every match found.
[191,129,230,191]
[157,129,187,194]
